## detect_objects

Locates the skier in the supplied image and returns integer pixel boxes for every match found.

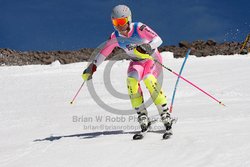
[82,5,174,138]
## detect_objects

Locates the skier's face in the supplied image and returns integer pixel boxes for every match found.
[116,23,129,33]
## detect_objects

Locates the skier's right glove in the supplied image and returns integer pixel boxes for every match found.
[133,43,154,60]
[82,63,97,81]
[137,43,154,55]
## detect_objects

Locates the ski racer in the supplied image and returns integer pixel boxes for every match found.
[82,4,174,135]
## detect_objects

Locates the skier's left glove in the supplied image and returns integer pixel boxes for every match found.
[133,43,154,60]
[82,63,97,81]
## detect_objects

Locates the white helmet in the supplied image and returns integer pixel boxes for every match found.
[111,5,132,24]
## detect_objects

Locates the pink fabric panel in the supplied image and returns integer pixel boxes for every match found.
[153,50,163,78]
[127,62,145,80]
[127,50,163,80]
[100,33,119,57]
[137,24,158,42]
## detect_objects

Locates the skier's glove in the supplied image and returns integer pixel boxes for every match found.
[133,43,154,60]
[137,43,154,55]
[82,63,97,81]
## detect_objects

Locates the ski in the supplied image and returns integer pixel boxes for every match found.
[132,117,178,140]
[132,126,150,140]
[162,117,178,139]
[162,131,173,139]
[133,129,173,140]
[132,131,147,140]
[132,120,153,140]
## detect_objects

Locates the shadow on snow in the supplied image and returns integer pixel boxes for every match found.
[33,130,165,142]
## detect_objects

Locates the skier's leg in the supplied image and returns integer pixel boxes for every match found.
[127,75,149,132]
[127,62,149,132]
[143,74,167,108]
[143,74,173,130]
[143,54,175,131]
[127,75,144,111]
[141,55,166,106]
[148,51,174,130]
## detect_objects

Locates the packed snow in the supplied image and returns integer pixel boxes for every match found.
[1,52,250,167]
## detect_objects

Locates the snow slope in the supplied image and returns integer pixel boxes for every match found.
[1,52,250,167]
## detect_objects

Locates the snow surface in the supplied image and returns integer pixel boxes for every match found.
[1,52,250,167]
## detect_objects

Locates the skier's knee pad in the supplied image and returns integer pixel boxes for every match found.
[143,74,167,105]
[127,77,143,108]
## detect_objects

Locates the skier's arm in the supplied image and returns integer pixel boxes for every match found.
[93,34,118,66]
[137,22,163,50]
[82,34,118,81]
[132,23,163,60]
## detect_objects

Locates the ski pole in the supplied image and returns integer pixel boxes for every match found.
[154,59,226,107]
[70,81,86,104]
[170,49,191,112]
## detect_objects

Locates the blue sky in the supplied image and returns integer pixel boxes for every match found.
[0,0,250,51]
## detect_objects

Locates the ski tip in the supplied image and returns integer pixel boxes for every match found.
[162,132,173,140]
[133,133,144,140]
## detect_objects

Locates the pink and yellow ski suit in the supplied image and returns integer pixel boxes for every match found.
[93,22,168,114]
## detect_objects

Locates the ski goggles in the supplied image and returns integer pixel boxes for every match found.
[112,17,129,27]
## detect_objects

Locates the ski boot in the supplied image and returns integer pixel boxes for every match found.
[138,113,150,132]
[133,113,150,140]
[161,112,175,139]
